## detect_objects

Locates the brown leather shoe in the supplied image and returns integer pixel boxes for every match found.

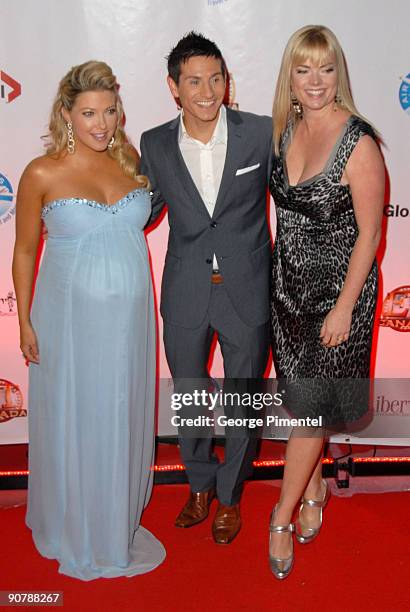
[175,488,216,528]
[212,503,241,544]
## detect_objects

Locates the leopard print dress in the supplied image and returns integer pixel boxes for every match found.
[269,116,378,427]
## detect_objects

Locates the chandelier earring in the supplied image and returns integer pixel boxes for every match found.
[108,136,115,150]
[334,93,342,112]
[291,92,303,118]
[66,122,75,155]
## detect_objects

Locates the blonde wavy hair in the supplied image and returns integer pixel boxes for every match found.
[44,60,149,188]
[272,25,371,155]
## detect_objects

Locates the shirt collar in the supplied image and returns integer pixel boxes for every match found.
[179,104,227,146]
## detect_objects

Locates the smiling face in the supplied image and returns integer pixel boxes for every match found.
[167,55,226,130]
[291,52,338,114]
[62,89,118,153]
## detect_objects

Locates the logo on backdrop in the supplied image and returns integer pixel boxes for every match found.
[374,394,410,416]
[0,291,17,317]
[399,73,410,115]
[0,173,15,225]
[0,70,21,103]
[207,0,228,5]
[0,379,25,423]
[383,204,409,218]
[380,286,410,332]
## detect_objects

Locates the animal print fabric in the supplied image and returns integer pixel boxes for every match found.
[269,116,378,427]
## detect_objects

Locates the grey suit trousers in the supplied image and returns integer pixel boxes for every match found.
[164,281,270,506]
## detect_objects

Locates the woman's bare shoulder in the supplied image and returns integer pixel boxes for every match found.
[22,154,65,182]
[19,155,69,204]
[126,144,141,164]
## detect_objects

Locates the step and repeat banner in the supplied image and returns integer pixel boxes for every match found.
[1,0,409,445]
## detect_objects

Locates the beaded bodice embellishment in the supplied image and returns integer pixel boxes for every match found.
[41,188,149,219]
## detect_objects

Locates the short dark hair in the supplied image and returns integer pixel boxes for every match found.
[167,31,227,84]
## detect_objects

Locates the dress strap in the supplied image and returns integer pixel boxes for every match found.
[328,116,378,183]
[279,119,293,158]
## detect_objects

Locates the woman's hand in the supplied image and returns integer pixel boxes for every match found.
[20,323,40,364]
[319,306,352,348]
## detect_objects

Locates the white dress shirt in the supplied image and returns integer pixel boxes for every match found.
[179,105,228,270]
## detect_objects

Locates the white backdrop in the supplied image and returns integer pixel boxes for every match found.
[1,0,409,444]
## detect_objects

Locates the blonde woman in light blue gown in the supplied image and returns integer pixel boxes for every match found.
[12,61,165,580]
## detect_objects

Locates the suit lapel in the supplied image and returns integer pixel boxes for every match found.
[213,107,243,218]
[166,116,211,219]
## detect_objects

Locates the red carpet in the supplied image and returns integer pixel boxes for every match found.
[1,482,408,612]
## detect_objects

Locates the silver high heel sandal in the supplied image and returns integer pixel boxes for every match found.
[295,478,330,544]
[269,505,295,580]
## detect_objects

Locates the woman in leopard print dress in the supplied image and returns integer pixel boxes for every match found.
[268,26,385,579]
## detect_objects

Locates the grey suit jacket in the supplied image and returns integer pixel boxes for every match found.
[140,106,273,329]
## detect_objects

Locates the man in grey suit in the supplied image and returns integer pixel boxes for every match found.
[140,32,272,544]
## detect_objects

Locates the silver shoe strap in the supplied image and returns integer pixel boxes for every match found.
[301,481,329,508]
[269,523,294,533]
[301,497,325,508]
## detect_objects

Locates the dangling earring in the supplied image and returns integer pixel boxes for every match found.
[66,122,75,155]
[108,136,114,150]
[334,93,342,112]
[291,92,303,118]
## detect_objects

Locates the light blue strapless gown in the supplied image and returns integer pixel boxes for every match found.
[27,188,166,580]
